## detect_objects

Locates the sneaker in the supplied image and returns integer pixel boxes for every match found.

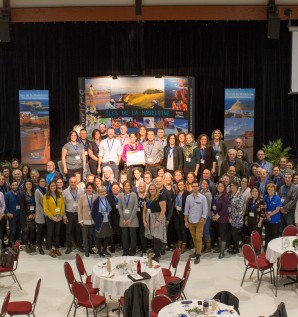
[194,256,200,264]
[49,249,57,258]
[232,248,239,254]
[38,247,45,255]
[54,249,62,256]
[65,248,72,254]
[90,249,96,255]
[30,244,36,252]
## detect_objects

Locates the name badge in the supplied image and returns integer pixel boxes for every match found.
[124,209,130,214]
[186,158,191,162]
[73,202,78,207]
[147,157,153,163]
[249,212,254,217]
[281,198,285,204]
[116,204,118,209]
[201,159,205,164]
[137,207,140,212]
[75,155,81,160]
[212,205,216,211]
[85,151,88,156]
[55,208,60,213]
[88,211,91,215]
[30,206,35,211]
[216,155,219,160]
[147,208,151,214]
[16,205,20,210]
[176,206,181,211]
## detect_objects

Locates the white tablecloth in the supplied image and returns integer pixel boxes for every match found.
[92,256,165,297]
[266,236,298,263]
[158,299,239,317]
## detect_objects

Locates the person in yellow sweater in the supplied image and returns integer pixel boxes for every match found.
[43,180,65,258]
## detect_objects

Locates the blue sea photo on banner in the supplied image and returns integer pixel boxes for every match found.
[224,88,255,161]
[19,90,50,164]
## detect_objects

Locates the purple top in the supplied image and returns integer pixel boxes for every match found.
[121,143,143,162]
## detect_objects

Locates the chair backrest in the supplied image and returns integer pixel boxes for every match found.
[183,258,191,279]
[72,281,91,304]
[282,225,298,237]
[251,230,262,254]
[64,262,76,293]
[32,279,41,312]
[269,302,288,317]
[169,248,180,272]
[242,244,257,266]
[0,291,10,317]
[213,291,240,315]
[151,295,172,315]
[280,251,298,272]
[181,268,191,293]
[75,253,86,282]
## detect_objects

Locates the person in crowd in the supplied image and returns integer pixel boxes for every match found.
[221,173,231,193]
[278,172,298,232]
[35,177,47,255]
[0,189,5,248]
[117,123,130,152]
[30,169,40,189]
[85,173,95,183]
[200,169,216,196]
[99,123,108,140]
[238,176,251,221]
[21,164,31,181]
[227,166,241,186]
[209,129,227,182]
[102,166,117,193]
[94,176,103,194]
[11,158,20,171]
[98,127,122,180]
[118,171,128,191]
[173,170,184,185]
[227,181,244,255]
[5,180,21,246]
[279,157,295,177]
[74,172,85,190]
[244,187,266,238]
[136,181,148,256]
[62,130,86,182]
[43,180,65,257]
[156,167,166,179]
[248,163,259,188]
[234,137,249,162]
[63,176,85,254]
[88,128,101,175]
[254,149,273,175]
[118,181,139,256]
[197,134,216,177]
[255,168,272,197]
[0,175,8,195]
[45,161,61,185]
[184,181,207,264]
[183,133,200,176]
[91,185,113,257]
[2,167,11,188]
[20,179,36,253]
[287,160,295,171]
[143,171,153,190]
[137,125,147,144]
[79,128,91,167]
[12,169,23,191]
[156,128,167,148]
[121,132,143,181]
[132,168,143,192]
[293,173,298,185]
[177,131,186,149]
[78,182,97,257]
[186,172,196,192]
[163,134,184,174]
[236,149,249,177]
[220,149,244,178]
[143,183,167,262]
[143,130,164,179]
[264,183,282,249]
[269,166,285,192]
[56,178,65,193]
[212,181,229,259]
[107,182,121,253]
[200,179,213,254]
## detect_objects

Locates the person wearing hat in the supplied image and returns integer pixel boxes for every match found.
[105,99,117,109]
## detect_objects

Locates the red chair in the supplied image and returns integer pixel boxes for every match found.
[0,240,22,290]
[72,281,108,317]
[155,268,191,301]
[162,247,180,278]
[275,251,298,296]
[64,262,99,316]
[282,225,298,237]
[151,294,172,317]
[241,244,275,293]
[75,253,92,284]
[0,291,10,317]
[164,257,190,284]
[6,278,41,317]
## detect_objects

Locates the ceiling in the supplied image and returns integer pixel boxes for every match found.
[6,0,298,8]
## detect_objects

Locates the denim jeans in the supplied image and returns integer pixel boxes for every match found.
[203,216,211,240]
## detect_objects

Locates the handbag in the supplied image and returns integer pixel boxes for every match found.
[166,278,183,296]
[0,247,17,268]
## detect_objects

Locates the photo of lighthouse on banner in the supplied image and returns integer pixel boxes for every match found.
[78,76,194,138]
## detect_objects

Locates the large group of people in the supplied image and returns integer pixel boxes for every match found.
[0,124,298,264]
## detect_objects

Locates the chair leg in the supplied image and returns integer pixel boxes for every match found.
[249,269,254,279]
[73,305,77,317]
[12,272,22,290]
[86,308,89,316]
[67,301,74,317]
[275,269,278,297]
[241,267,248,286]
[256,271,263,293]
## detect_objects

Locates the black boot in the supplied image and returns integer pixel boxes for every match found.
[218,241,226,259]
[38,246,45,255]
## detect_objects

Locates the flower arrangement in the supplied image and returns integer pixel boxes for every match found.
[116,262,128,270]
[187,307,204,315]
[292,238,298,249]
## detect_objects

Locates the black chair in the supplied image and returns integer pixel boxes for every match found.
[212,291,240,315]
[269,302,288,317]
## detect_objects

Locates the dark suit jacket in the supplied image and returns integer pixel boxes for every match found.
[278,183,298,212]
[220,159,245,178]
[199,146,217,172]
[163,145,184,171]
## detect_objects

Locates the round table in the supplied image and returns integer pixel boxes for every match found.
[266,236,298,263]
[92,256,165,297]
[158,299,239,317]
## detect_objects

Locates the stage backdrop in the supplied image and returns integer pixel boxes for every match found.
[224,88,255,162]
[78,76,194,138]
[19,90,50,164]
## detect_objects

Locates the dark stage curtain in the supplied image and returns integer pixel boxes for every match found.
[0,21,297,161]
